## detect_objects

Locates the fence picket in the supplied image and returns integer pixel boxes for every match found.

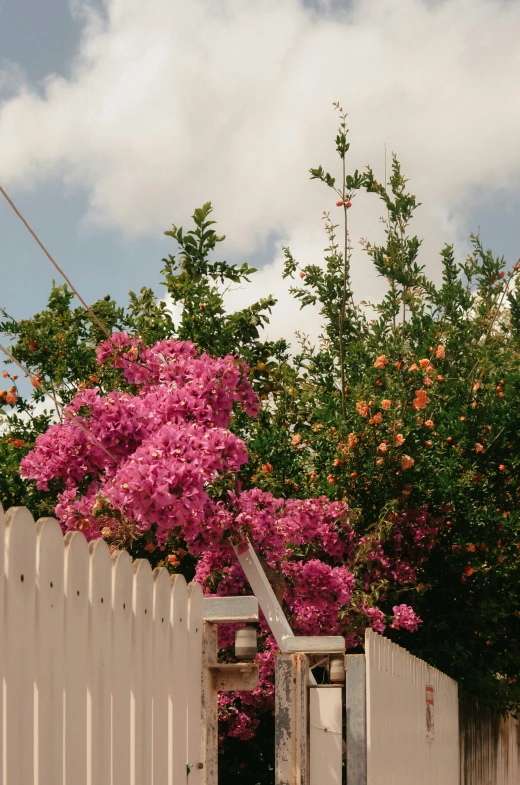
[169,574,188,785]
[88,539,113,785]
[152,567,172,784]
[35,518,65,785]
[186,581,204,785]
[64,530,89,785]
[132,558,154,785]
[4,507,36,785]
[112,549,133,785]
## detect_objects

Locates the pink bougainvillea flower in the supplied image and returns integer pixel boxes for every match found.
[391,604,422,632]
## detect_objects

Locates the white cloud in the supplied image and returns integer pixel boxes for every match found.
[1,0,520,341]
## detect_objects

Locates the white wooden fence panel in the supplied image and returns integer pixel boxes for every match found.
[152,566,172,785]
[3,507,36,785]
[0,503,4,784]
[111,549,133,785]
[365,629,459,785]
[186,581,204,784]
[0,505,209,785]
[132,558,154,785]
[35,518,65,785]
[170,574,189,785]
[88,539,113,785]
[64,531,89,785]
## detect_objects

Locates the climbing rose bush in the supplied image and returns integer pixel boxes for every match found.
[21,331,439,740]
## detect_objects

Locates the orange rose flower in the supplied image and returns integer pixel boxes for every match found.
[463,566,475,577]
[435,345,445,359]
[401,455,414,470]
[5,392,18,406]
[409,362,419,372]
[419,358,430,369]
[475,443,485,454]
[374,355,388,369]
[377,442,388,453]
[381,399,392,410]
[291,434,302,447]
[395,433,405,446]
[369,412,383,425]
[425,419,434,429]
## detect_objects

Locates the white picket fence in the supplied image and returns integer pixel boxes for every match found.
[365,629,460,785]
[0,503,204,785]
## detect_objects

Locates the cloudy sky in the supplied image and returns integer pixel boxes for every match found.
[1,0,520,345]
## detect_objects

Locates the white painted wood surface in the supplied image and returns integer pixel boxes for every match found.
[132,558,154,785]
[284,636,345,654]
[233,542,293,650]
[4,507,36,785]
[35,517,65,785]
[203,594,258,622]
[152,566,172,784]
[310,687,343,785]
[365,629,459,785]
[0,505,205,785]
[186,581,204,785]
[64,530,89,785]
[170,574,189,785]
[88,538,113,785]
[111,548,133,785]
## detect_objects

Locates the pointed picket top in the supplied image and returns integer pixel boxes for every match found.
[152,567,172,784]
[4,506,37,785]
[88,538,113,785]
[35,517,65,785]
[170,573,189,784]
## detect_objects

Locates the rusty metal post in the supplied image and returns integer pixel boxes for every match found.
[275,652,309,785]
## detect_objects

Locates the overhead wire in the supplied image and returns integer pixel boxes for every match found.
[0,185,111,339]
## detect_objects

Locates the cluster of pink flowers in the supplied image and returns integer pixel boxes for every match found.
[21,334,254,543]
[20,332,439,741]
